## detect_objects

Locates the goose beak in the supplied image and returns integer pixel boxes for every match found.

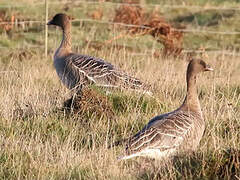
[47,20,53,25]
[205,65,214,71]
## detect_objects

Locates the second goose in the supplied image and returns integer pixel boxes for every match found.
[47,13,150,93]
[119,58,213,160]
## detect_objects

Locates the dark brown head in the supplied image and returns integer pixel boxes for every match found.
[47,13,71,29]
[187,59,213,75]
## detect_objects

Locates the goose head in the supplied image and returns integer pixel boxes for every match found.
[47,13,71,29]
[187,59,213,75]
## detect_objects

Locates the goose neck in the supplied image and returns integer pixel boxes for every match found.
[61,26,72,51]
[55,24,72,59]
[181,71,202,116]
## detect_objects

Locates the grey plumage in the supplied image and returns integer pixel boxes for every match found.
[120,58,213,160]
[55,53,145,89]
[123,111,203,159]
[47,13,150,93]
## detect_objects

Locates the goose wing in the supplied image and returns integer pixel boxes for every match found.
[66,53,147,89]
[125,111,195,156]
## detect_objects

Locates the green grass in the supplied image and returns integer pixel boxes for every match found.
[0,0,240,179]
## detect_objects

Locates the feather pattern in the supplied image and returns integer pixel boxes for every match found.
[64,53,145,89]
[125,111,202,157]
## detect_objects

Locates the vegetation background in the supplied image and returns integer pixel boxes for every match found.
[0,0,240,179]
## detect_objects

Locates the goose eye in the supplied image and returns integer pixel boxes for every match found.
[199,60,206,68]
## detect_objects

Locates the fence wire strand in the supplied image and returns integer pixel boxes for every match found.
[1,18,240,35]
[3,0,238,11]
[1,0,240,11]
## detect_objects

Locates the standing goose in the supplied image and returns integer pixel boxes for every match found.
[47,13,150,93]
[119,59,213,160]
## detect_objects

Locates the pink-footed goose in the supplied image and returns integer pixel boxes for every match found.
[47,13,150,94]
[119,59,213,160]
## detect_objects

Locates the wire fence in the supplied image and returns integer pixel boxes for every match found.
[2,0,240,11]
[1,0,240,57]
[1,18,240,35]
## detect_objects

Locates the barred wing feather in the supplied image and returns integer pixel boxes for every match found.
[66,53,146,89]
[125,111,196,157]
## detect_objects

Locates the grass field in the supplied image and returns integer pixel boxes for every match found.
[0,0,240,179]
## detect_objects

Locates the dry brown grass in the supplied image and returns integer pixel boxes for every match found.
[0,10,15,32]
[88,8,103,20]
[113,4,183,57]
[63,87,114,118]
[0,43,240,179]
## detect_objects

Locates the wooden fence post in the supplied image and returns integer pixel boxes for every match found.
[45,0,48,58]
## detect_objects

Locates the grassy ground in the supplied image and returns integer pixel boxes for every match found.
[0,0,240,179]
